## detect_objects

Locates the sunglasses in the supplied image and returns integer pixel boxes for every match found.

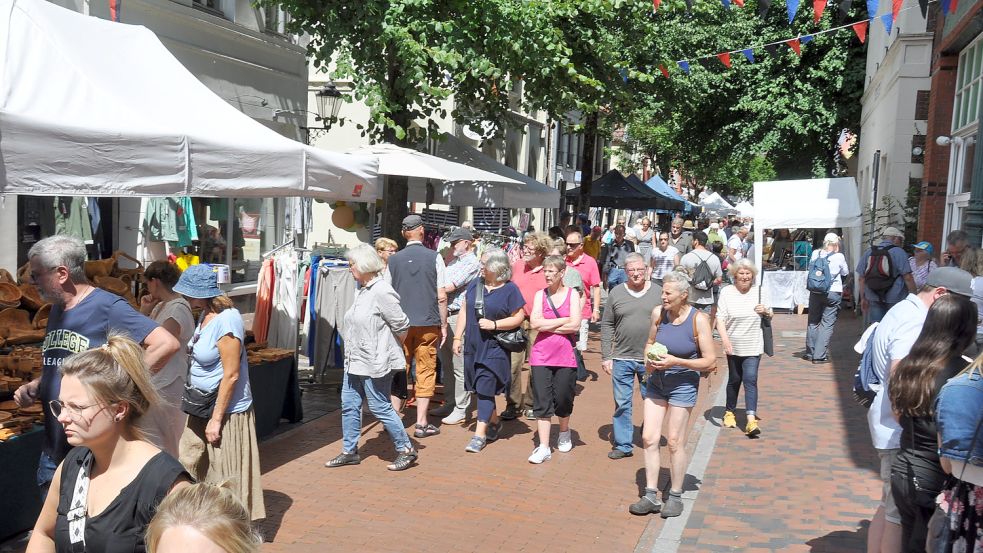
[566,242,582,247]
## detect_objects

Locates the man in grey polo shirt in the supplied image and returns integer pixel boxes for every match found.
[600,253,662,460]
[862,266,972,553]
[435,227,481,424]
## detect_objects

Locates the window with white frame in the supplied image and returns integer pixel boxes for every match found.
[945,34,983,240]
[263,3,289,35]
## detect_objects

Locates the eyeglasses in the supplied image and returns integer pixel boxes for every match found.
[566,242,582,248]
[626,268,647,274]
[49,399,107,420]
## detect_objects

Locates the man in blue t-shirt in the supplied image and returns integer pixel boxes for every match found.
[855,226,916,324]
[13,236,180,497]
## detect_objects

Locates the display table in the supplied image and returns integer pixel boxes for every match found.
[249,357,303,439]
[763,270,809,310]
[0,427,44,541]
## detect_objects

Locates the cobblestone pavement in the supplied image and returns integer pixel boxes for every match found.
[256,327,724,553]
[673,310,881,553]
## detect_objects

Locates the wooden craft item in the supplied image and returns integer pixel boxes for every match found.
[0,400,19,411]
[0,283,23,309]
[18,283,44,311]
[33,304,51,329]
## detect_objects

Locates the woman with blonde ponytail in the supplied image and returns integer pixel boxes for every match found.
[27,334,192,553]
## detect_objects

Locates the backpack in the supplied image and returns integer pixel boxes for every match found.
[691,252,715,291]
[806,253,833,294]
[852,323,880,409]
[863,245,899,299]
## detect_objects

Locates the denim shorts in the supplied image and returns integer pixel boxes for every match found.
[643,370,701,407]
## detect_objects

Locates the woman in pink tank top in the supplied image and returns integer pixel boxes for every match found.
[527,256,582,464]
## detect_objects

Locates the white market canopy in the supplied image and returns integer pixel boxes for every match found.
[0,0,379,200]
[349,143,522,185]
[405,134,560,208]
[699,192,736,213]
[734,200,754,217]
[752,177,863,283]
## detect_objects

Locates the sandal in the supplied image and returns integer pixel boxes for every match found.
[387,447,418,471]
[325,451,360,468]
[413,423,440,438]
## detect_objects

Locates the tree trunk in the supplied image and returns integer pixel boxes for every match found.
[576,111,599,216]
[379,52,410,242]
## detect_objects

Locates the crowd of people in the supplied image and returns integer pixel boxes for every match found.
[8,210,983,552]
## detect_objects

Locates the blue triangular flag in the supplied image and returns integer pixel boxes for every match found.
[941,0,951,14]
[722,0,731,8]
[800,34,814,43]
[678,61,691,74]
[787,0,800,22]
[742,48,755,63]
[880,12,893,33]
[619,68,629,82]
[866,0,878,17]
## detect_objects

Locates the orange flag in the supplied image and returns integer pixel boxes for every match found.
[813,0,826,22]
[653,0,661,12]
[787,38,801,55]
[717,52,732,68]
[852,20,868,43]
[659,64,670,78]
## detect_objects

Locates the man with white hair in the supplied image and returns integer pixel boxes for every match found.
[856,226,915,324]
[14,235,180,498]
[436,227,481,424]
[726,226,749,265]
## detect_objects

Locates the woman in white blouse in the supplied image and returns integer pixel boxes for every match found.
[804,232,850,364]
[325,244,417,472]
[140,261,195,457]
[715,259,772,437]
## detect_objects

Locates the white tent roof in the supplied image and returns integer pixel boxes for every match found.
[700,192,736,210]
[734,200,754,217]
[406,134,559,208]
[752,178,863,283]
[0,0,378,199]
[349,143,522,184]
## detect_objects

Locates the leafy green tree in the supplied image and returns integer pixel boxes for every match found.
[618,0,866,194]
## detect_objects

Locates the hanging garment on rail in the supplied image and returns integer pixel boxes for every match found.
[312,266,356,377]
[268,254,298,351]
[252,258,274,344]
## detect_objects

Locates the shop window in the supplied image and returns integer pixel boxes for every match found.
[192,198,279,284]
[959,139,976,194]
[263,4,289,35]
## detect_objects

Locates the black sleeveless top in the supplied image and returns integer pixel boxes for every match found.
[54,447,189,553]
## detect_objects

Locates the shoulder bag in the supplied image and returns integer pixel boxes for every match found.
[759,285,774,357]
[181,311,219,419]
[475,279,527,353]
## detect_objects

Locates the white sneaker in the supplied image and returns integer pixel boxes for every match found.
[557,430,573,453]
[441,410,466,425]
[528,445,552,464]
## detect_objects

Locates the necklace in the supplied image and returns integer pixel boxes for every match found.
[67,285,95,310]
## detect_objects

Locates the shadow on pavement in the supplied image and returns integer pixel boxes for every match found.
[256,489,293,543]
[805,519,870,552]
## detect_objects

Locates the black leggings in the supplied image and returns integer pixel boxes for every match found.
[891,467,944,553]
[531,366,577,418]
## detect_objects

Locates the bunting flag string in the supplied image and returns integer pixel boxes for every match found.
[655,0,936,78]
[787,0,800,22]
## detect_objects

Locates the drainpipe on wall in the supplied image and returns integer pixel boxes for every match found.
[870,149,881,238]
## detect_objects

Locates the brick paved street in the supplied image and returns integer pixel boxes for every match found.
[674,310,880,553]
[256,310,881,553]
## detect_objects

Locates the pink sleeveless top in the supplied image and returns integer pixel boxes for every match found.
[530,288,577,368]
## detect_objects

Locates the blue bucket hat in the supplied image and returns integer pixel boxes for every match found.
[173,264,222,299]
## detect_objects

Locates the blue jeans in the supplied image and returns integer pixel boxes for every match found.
[341,371,411,454]
[37,451,58,501]
[866,298,896,325]
[607,267,627,288]
[611,360,646,453]
[725,355,760,416]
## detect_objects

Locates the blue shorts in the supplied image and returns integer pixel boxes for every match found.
[643,370,701,407]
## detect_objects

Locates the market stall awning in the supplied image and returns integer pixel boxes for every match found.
[699,192,737,215]
[404,134,559,208]
[638,174,686,212]
[350,143,522,184]
[566,170,670,210]
[0,0,378,200]
[735,200,754,217]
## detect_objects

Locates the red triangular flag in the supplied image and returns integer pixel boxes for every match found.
[892,0,902,20]
[813,0,825,22]
[659,64,670,78]
[852,20,868,43]
[787,38,801,55]
[734,0,745,6]
[950,0,959,14]
[653,0,661,12]
[717,52,732,68]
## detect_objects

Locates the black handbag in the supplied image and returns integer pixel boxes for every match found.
[180,312,219,419]
[475,279,527,353]
[759,285,774,357]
